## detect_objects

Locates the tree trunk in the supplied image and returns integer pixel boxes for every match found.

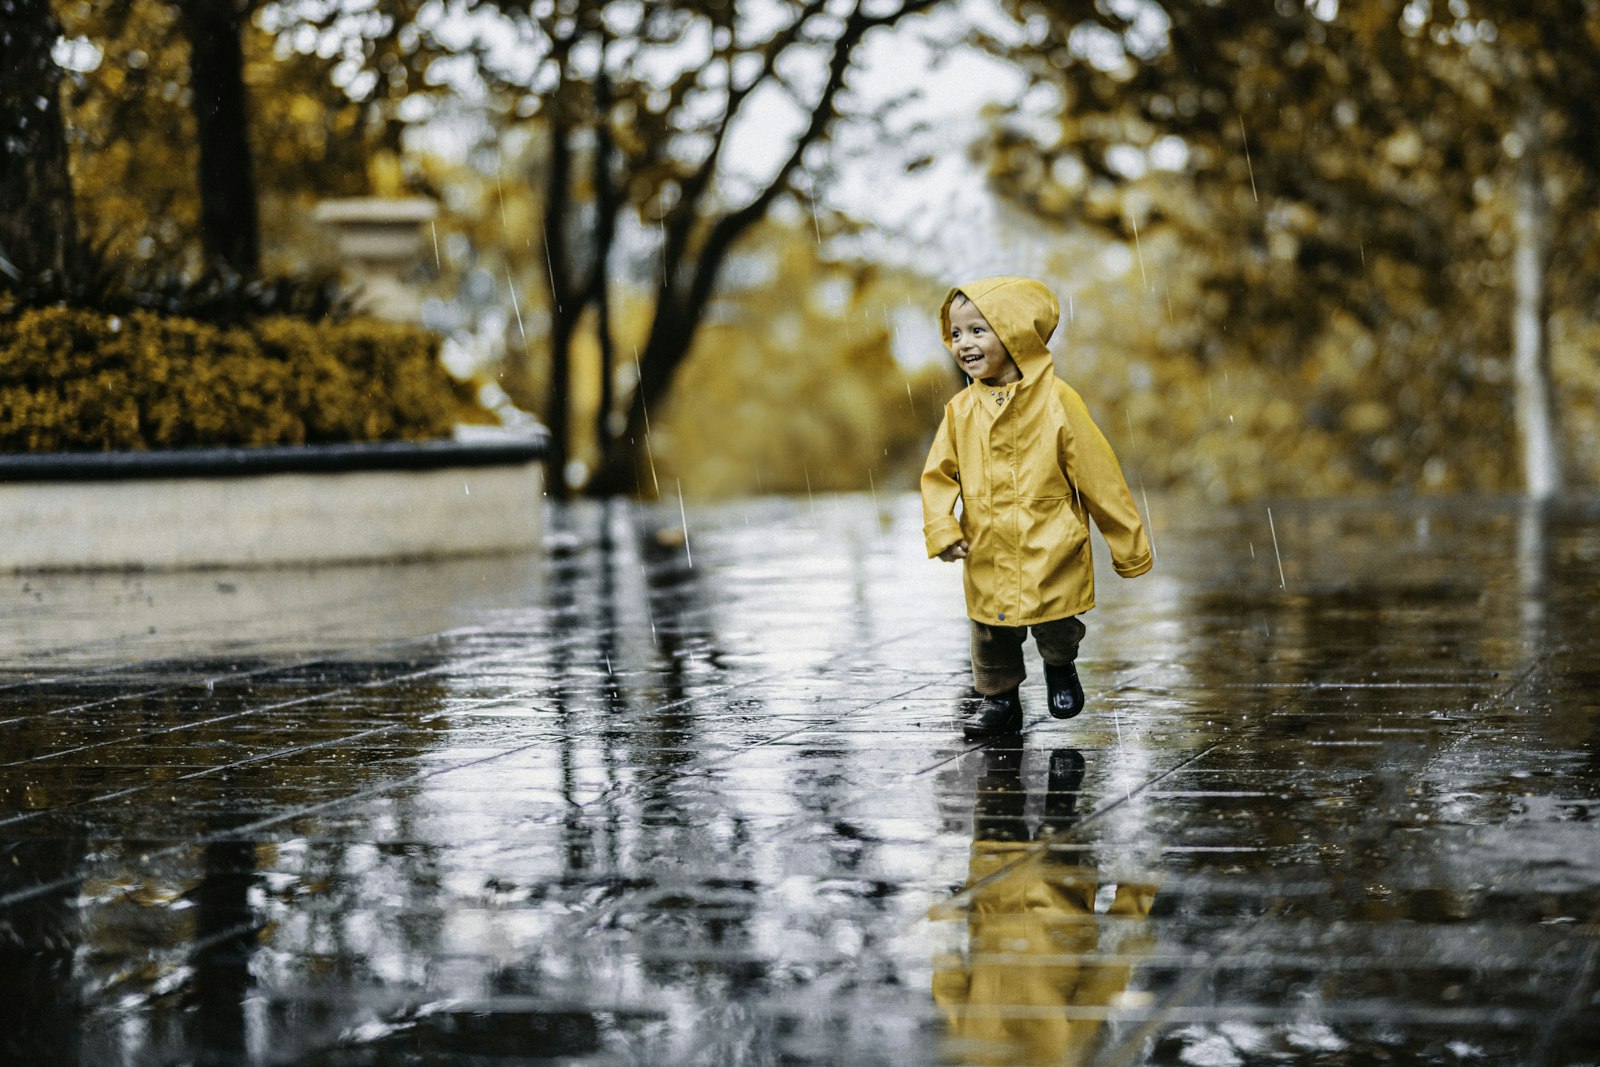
[1510,101,1562,499]
[592,68,618,464]
[541,121,575,496]
[0,0,78,285]
[576,1,938,496]
[586,298,691,496]
[180,0,261,276]
[595,278,615,459]
[586,197,766,497]
[546,311,575,495]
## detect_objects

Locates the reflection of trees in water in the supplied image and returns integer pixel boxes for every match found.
[185,814,258,1064]
[438,499,777,1049]
[0,658,456,1061]
[545,500,929,1056]
[933,745,1156,1067]
[0,838,87,1065]
[1151,500,1599,1063]
[600,501,770,995]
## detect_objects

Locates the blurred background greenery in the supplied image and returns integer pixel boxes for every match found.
[2,0,1596,502]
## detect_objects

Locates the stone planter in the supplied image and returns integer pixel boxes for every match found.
[312,197,439,323]
[0,431,546,571]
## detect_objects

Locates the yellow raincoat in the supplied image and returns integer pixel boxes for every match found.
[921,277,1152,626]
[931,847,1157,1066]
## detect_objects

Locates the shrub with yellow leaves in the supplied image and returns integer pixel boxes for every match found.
[0,306,483,453]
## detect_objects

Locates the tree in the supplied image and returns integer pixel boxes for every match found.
[175,0,262,275]
[56,0,201,272]
[0,0,79,285]
[579,0,947,496]
[58,0,436,278]
[331,0,945,495]
[977,0,1600,496]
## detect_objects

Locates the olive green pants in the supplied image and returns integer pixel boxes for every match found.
[970,615,1087,696]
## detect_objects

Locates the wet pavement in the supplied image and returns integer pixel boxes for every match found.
[3,492,1599,1066]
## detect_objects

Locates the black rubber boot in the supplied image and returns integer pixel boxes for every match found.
[1044,661,1085,719]
[1040,748,1087,836]
[973,745,1027,842]
[963,686,1022,740]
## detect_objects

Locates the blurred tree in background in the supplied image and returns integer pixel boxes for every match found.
[1,0,80,284]
[242,0,945,494]
[174,0,261,275]
[657,220,948,498]
[452,0,933,494]
[8,0,1599,499]
[975,0,1600,498]
[55,0,434,275]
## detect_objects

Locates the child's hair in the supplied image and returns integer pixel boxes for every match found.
[950,291,970,307]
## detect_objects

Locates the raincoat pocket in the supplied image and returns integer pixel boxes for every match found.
[1020,495,1090,584]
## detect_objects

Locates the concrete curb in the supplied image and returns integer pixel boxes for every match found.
[0,434,547,572]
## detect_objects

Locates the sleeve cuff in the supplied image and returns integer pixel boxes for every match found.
[1114,549,1153,578]
[924,517,964,559]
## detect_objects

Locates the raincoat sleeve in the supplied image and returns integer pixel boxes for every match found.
[1057,384,1153,578]
[921,406,966,558]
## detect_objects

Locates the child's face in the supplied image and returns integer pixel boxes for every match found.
[949,300,1020,385]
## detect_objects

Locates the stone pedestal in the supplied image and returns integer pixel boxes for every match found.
[312,197,439,322]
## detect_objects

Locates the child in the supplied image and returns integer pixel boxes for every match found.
[921,276,1152,739]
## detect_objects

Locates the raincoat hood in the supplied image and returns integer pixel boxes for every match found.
[940,276,1061,385]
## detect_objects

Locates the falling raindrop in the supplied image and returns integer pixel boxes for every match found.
[805,168,823,243]
[803,462,816,518]
[1110,698,1129,800]
[676,480,693,568]
[659,216,667,288]
[1267,506,1286,589]
[430,221,441,270]
[1239,114,1259,203]
[634,348,660,497]
[542,231,561,313]
[507,269,529,353]
[1140,480,1156,562]
[1130,213,1149,291]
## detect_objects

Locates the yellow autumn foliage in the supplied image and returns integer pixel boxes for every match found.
[655,224,948,499]
[0,306,482,453]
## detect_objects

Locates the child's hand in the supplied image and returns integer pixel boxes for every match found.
[937,540,969,562]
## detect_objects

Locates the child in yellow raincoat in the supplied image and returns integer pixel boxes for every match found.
[921,276,1152,739]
